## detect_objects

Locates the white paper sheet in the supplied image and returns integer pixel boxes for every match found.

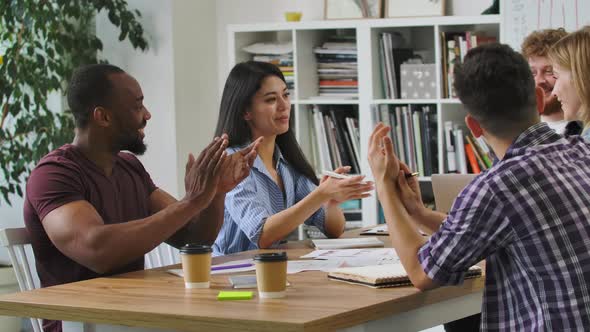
[311,237,384,249]
[287,260,344,274]
[300,248,398,259]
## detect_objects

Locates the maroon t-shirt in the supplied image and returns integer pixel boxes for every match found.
[23,144,157,332]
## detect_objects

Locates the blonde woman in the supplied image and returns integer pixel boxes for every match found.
[548,26,590,140]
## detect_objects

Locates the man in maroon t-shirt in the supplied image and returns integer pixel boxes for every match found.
[23,64,261,332]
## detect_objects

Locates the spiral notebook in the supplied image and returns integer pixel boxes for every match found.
[328,263,482,288]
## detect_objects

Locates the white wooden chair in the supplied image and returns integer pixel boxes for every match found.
[145,243,180,269]
[0,227,43,332]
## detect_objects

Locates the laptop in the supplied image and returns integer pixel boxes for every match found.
[431,174,478,213]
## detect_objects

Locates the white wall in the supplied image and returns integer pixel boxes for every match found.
[97,0,180,197]
[171,0,219,195]
[447,0,494,16]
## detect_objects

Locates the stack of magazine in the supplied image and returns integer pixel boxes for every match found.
[313,36,358,99]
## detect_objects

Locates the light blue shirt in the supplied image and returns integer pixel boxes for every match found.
[213,145,326,256]
[582,127,590,141]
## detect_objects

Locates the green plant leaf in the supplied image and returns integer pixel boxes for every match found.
[0,1,148,205]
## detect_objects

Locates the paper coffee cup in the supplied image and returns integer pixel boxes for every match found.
[180,244,212,289]
[254,252,288,298]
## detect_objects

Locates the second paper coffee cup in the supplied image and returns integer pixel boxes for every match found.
[254,252,288,298]
[180,244,212,289]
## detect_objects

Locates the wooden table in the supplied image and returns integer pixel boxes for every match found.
[0,236,483,332]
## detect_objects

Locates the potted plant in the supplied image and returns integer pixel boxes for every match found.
[0,0,149,205]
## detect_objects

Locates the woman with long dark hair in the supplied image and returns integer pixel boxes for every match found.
[212,61,373,255]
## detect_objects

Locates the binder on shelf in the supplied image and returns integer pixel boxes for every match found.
[378,32,414,99]
[329,109,353,172]
[454,128,468,174]
[325,115,342,168]
[412,109,425,176]
[426,107,439,174]
[403,107,417,172]
[444,121,457,173]
[395,109,407,165]
[389,110,401,158]
[375,104,437,176]
[312,106,333,171]
[346,117,361,167]
[421,107,433,176]
[310,105,360,174]
[330,109,360,174]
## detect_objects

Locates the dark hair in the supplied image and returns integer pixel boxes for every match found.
[454,43,538,138]
[67,64,125,128]
[215,61,319,185]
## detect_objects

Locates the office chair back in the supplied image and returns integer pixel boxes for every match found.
[145,243,180,269]
[0,227,43,332]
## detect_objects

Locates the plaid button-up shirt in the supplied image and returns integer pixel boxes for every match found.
[419,123,590,331]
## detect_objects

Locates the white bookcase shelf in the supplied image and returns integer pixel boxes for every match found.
[227,15,502,230]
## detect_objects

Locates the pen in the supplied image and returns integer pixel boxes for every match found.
[211,263,253,271]
[323,170,418,179]
[322,170,352,179]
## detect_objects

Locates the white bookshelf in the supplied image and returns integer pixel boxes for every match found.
[227,15,502,232]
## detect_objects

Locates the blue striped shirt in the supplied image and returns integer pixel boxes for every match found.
[213,145,325,255]
[419,123,590,331]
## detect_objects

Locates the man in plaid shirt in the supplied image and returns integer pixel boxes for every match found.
[368,43,590,331]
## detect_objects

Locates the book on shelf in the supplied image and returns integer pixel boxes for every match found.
[374,104,437,176]
[465,142,481,174]
[312,106,333,171]
[454,128,468,174]
[395,110,407,166]
[467,135,490,169]
[443,121,496,174]
[444,121,457,173]
[440,31,498,98]
[329,109,358,173]
[324,114,342,169]
[412,110,424,176]
[403,106,417,172]
[378,32,414,99]
[345,117,361,170]
[310,105,360,174]
[328,263,482,288]
[314,37,358,99]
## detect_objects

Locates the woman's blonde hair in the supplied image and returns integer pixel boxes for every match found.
[548,26,590,126]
